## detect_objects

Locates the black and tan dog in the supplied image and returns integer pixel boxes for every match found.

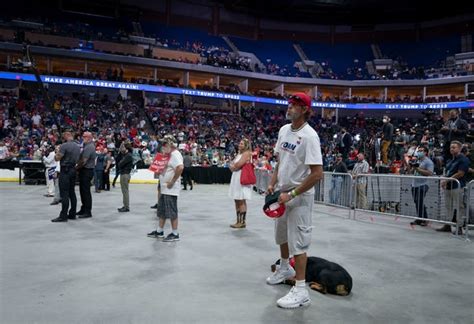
[271,257,352,296]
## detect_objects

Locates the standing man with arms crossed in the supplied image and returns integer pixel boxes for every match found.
[51,131,80,222]
[76,132,96,219]
[118,142,134,212]
[266,93,323,309]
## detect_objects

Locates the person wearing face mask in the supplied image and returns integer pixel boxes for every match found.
[351,153,370,209]
[407,146,434,226]
[381,115,394,165]
[75,132,96,219]
[117,142,134,212]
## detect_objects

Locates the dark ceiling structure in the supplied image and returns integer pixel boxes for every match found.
[5,0,474,27]
[217,0,474,25]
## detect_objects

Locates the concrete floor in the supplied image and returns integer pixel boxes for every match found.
[0,182,473,324]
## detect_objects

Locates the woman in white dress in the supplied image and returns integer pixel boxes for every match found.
[228,138,253,228]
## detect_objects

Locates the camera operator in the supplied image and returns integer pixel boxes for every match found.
[407,146,434,226]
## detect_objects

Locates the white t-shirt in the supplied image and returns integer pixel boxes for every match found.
[159,150,184,197]
[274,123,323,195]
[42,151,57,168]
[0,146,9,159]
[32,114,41,126]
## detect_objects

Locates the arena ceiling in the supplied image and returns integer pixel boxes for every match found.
[217,0,474,24]
[117,0,474,25]
[8,0,474,27]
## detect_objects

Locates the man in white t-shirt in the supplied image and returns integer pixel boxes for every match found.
[0,141,10,160]
[147,135,184,242]
[32,113,41,126]
[266,92,323,309]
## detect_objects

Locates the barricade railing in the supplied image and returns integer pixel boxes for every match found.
[466,180,474,240]
[257,169,470,240]
[255,169,272,194]
[352,174,465,237]
[314,172,353,218]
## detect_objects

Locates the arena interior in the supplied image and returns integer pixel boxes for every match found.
[0,0,473,323]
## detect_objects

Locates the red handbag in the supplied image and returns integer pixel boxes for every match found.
[240,162,256,185]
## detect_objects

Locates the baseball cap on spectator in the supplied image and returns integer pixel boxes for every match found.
[160,134,177,147]
[288,92,311,109]
[263,191,286,218]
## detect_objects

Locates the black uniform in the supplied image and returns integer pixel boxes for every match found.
[182,154,193,190]
[77,142,96,217]
[54,140,80,221]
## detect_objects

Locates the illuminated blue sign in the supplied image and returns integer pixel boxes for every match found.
[1,71,472,110]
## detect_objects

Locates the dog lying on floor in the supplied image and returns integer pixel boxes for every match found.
[271,256,352,296]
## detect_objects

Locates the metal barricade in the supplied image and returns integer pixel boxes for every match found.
[353,174,465,236]
[314,172,353,217]
[255,169,272,194]
[466,180,474,240]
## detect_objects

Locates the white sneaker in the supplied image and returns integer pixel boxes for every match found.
[266,266,296,285]
[277,286,311,309]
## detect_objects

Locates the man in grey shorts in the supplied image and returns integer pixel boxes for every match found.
[147,135,184,242]
[266,92,323,309]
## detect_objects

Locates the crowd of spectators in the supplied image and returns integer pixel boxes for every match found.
[1,85,471,184]
[5,17,473,81]
[7,62,466,105]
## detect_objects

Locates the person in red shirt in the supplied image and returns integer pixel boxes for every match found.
[129,127,138,139]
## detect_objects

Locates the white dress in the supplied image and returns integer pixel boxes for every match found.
[228,154,252,200]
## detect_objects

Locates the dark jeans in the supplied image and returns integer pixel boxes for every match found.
[103,169,110,190]
[182,167,193,189]
[411,184,429,219]
[59,167,77,218]
[94,169,104,191]
[79,168,94,214]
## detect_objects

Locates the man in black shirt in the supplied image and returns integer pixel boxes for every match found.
[112,149,123,188]
[436,141,470,233]
[76,132,96,219]
[51,131,80,222]
[339,128,352,160]
[182,151,193,190]
[118,142,134,212]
